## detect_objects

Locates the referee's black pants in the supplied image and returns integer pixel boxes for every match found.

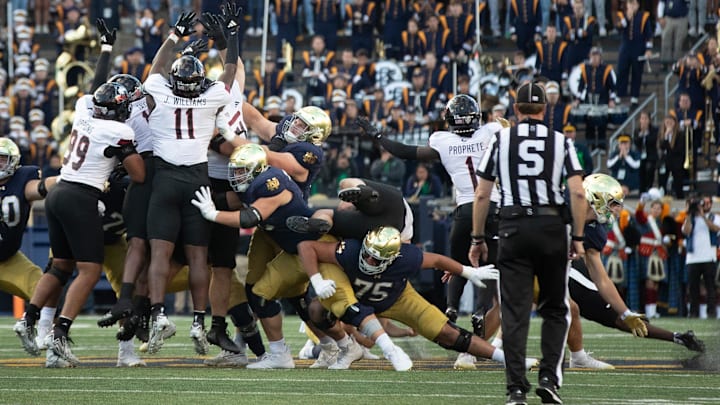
[498,215,570,394]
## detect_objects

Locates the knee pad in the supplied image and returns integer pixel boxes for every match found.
[286,295,311,323]
[245,284,281,318]
[228,302,254,327]
[307,299,337,330]
[359,318,383,337]
[339,303,375,327]
[47,266,71,286]
[436,323,473,353]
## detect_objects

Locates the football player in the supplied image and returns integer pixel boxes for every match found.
[297,226,540,371]
[3,138,59,355]
[141,6,244,355]
[16,82,145,367]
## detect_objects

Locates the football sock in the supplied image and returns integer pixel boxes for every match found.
[211,316,226,328]
[491,348,505,363]
[491,337,503,348]
[570,349,587,361]
[150,303,165,319]
[228,303,266,356]
[193,311,205,326]
[374,333,395,356]
[119,339,134,353]
[55,316,73,337]
[119,283,135,300]
[133,295,150,314]
[38,307,56,330]
[336,334,350,349]
[319,336,334,345]
[24,303,41,326]
[268,339,286,353]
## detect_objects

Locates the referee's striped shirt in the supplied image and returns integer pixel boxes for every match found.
[476,118,584,207]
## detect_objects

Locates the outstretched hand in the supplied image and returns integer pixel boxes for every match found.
[182,38,209,57]
[96,18,116,46]
[173,11,197,37]
[354,116,381,139]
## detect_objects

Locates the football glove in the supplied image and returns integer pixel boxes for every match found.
[191,186,219,221]
[355,116,381,139]
[173,11,197,37]
[310,274,336,299]
[200,12,227,50]
[460,265,500,289]
[621,310,648,337]
[220,1,242,34]
[182,38,209,57]
[96,18,116,46]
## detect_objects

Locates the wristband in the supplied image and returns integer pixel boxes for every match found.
[470,234,485,241]
[37,178,48,197]
[101,44,113,53]
[571,235,584,242]
[620,309,632,320]
[168,33,179,43]
[470,239,486,246]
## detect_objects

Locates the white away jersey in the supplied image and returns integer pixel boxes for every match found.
[128,97,152,153]
[144,73,231,165]
[74,94,94,119]
[208,81,247,180]
[60,99,135,190]
[428,123,501,206]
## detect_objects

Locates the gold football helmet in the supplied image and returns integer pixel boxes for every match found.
[228,144,268,192]
[583,173,624,224]
[281,106,332,145]
[360,226,402,275]
[0,138,21,180]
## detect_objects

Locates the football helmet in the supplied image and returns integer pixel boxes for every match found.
[92,82,132,122]
[583,173,624,224]
[169,55,206,98]
[359,226,402,276]
[108,74,145,102]
[0,138,21,180]
[228,144,268,192]
[444,94,481,136]
[281,106,332,145]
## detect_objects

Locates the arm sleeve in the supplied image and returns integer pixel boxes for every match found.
[91,51,112,92]
[378,136,421,160]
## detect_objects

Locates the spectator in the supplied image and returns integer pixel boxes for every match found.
[441,0,473,74]
[562,0,596,69]
[658,111,685,198]
[320,146,359,195]
[11,78,36,124]
[370,146,406,189]
[28,109,45,131]
[509,0,542,57]
[633,111,659,193]
[544,81,571,133]
[615,0,654,107]
[676,92,703,150]
[404,162,443,202]
[263,95,285,121]
[576,47,618,149]
[169,0,194,27]
[535,25,569,85]
[423,13,450,64]
[401,67,439,125]
[682,196,720,319]
[563,124,594,175]
[55,6,89,61]
[31,59,58,127]
[363,86,391,124]
[345,0,377,53]
[658,0,689,67]
[385,104,408,134]
[42,153,62,178]
[312,0,341,51]
[328,89,347,124]
[9,116,30,162]
[135,8,165,65]
[584,0,608,36]
[608,134,641,193]
[246,0,265,37]
[28,125,54,169]
[302,35,335,100]
[384,0,414,59]
[253,53,287,107]
[274,0,300,63]
[117,46,151,82]
[673,55,706,113]
[421,51,451,103]
[491,103,507,122]
[401,19,427,74]
[687,0,706,37]
[0,98,11,135]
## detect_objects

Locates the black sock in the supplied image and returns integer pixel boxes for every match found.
[243,327,266,357]
[229,303,265,356]
[54,316,73,337]
[150,303,165,319]
[193,311,205,327]
[25,303,41,326]
[119,283,135,300]
[133,296,151,314]
[211,316,226,329]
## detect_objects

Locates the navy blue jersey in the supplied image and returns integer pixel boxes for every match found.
[335,239,424,313]
[0,166,40,261]
[281,142,323,201]
[243,167,320,254]
[583,221,608,252]
[101,173,128,245]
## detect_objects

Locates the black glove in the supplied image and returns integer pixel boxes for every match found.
[96,18,116,46]
[182,38,209,57]
[172,11,197,37]
[220,1,242,35]
[355,116,381,139]
[200,12,227,50]
[268,134,288,152]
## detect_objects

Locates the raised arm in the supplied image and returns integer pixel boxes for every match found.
[91,18,117,92]
[149,11,198,77]
[215,2,242,89]
[356,116,440,161]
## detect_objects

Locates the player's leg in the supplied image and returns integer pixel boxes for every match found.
[185,244,211,355]
[565,297,614,369]
[446,203,474,321]
[7,253,52,356]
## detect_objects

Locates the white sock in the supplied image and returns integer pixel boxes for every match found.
[491,348,505,363]
[38,307,56,330]
[491,337,503,348]
[645,304,657,318]
[268,338,286,353]
[716,306,720,319]
[699,304,708,319]
[336,334,350,349]
[319,336,334,345]
[374,333,395,356]
[571,349,587,361]
[119,339,135,353]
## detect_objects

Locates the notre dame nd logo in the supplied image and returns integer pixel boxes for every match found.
[266,177,280,191]
[303,152,318,165]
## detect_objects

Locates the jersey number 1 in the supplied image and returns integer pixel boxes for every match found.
[175,109,195,139]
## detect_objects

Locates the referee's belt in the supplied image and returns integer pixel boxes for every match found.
[499,205,563,219]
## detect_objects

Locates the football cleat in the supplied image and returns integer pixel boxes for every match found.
[338,185,379,204]
[471,313,485,339]
[445,307,459,323]
[117,345,147,367]
[298,339,317,360]
[675,330,705,352]
[328,339,364,370]
[204,350,249,367]
[135,310,151,342]
[116,314,141,341]
[207,325,242,353]
[285,216,332,234]
[49,333,80,366]
[535,376,562,404]
[506,389,528,405]
[246,346,295,369]
[525,357,540,370]
[385,345,413,371]
[35,324,51,350]
[13,318,40,356]
[97,298,133,327]
[569,352,614,369]
[361,346,380,360]
[147,314,176,354]
[190,322,210,355]
[310,342,339,369]
[45,348,74,368]
[453,352,477,370]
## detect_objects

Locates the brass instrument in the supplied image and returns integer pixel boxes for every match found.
[699,97,717,170]
[282,41,293,73]
[375,38,386,60]
[683,124,693,187]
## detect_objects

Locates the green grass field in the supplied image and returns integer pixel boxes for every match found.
[0,315,718,404]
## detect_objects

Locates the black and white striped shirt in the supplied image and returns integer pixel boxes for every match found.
[476,118,584,207]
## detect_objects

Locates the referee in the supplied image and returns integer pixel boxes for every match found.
[469,82,587,405]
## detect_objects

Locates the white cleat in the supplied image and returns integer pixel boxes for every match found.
[45,348,74,368]
[570,353,614,370]
[48,334,80,367]
[328,339,364,370]
[385,345,413,371]
[35,325,51,350]
[247,346,295,369]
[204,350,249,367]
[13,319,39,356]
[147,315,176,354]
[117,348,147,367]
[453,352,477,370]
[310,342,339,369]
[361,346,380,360]
[190,322,210,355]
[525,357,540,370]
[298,339,317,360]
